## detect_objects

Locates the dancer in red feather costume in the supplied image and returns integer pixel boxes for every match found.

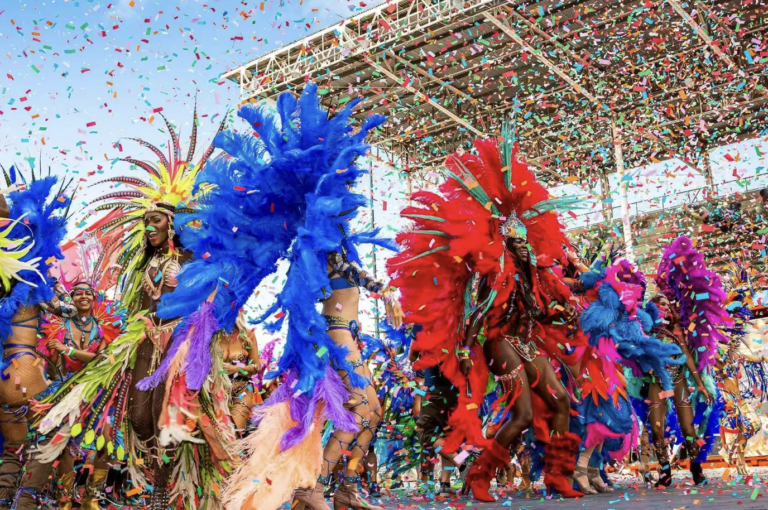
[388,138,587,500]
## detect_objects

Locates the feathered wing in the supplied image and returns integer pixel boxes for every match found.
[656,236,730,461]
[0,173,70,370]
[576,260,683,459]
[158,84,387,510]
[657,236,731,370]
[389,138,578,453]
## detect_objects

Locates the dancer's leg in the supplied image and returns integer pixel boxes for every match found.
[588,445,612,492]
[128,340,157,445]
[647,381,671,487]
[80,448,110,510]
[672,377,707,484]
[0,415,28,509]
[574,445,597,494]
[526,356,570,434]
[347,382,380,480]
[54,449,76,510]
[230,382,254,435]
[332,344,384,510]
[462,340,530,502]
[483,340,532,448]
[526,355,582,498]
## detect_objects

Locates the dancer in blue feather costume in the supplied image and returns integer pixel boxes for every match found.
[0,167,78,509]
[165,84,400,510]
[632,236,730,488]
[571,258,682,494]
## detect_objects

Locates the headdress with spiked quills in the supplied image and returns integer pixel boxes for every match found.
[0,163,72,371]
[90,110,225,284]
[388,124,589,456]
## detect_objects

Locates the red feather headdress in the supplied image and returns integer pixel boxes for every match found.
[388,137,581,451]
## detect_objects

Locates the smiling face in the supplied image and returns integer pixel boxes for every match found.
[70,284,95,314]
[506,237,530,264]
[653,295,680,324]
[143,211,172,249]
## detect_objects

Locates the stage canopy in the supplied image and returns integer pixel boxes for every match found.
[223,0,768,257]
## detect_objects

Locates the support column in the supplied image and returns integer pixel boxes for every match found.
[406,172,413,207]
[599,169,613,223]
[702,150,715,196]
[370,150,381,340]
[612,122,635,263]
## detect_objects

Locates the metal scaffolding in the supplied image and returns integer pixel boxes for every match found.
[224,0,768,246]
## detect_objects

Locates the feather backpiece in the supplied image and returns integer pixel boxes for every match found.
[576,259,683,458]
[388,138,578,453]
[158,84,388,510]
[656,236,732,371]
[0,172,69,370]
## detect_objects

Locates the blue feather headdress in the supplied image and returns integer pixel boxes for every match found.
[0,167,70,370]
[147,83,389,451]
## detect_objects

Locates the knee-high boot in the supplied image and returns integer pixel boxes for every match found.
[653,439,672,487]
[13,452,56,510]
[465,440,510,502]
[685,440,707,486]
[55,471,76,510]
[0,442,25,510]
[543,432,583,498]
[80,468,109,510]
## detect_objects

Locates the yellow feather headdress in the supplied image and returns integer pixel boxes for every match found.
[90,111,225,277]
[0,215,45,292]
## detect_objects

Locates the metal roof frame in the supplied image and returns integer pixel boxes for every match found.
[223,0,768,185]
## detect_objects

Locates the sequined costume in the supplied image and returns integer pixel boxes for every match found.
[388,134,590,500]
[31,111,236,510]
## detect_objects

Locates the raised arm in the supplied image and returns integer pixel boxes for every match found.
[460,280,492,377]
[328,251,385,293]
[39,282,77,318]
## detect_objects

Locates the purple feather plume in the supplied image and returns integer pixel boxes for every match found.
[656,236,732,371]
[256,366,358,451]
[137,301,219,391]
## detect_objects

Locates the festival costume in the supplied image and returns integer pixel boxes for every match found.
[634,236,730,485]
[133,84,390,510]
[0,169,75,510]
[387,137,587,499]
[32,112,236,510]
[573,259,682,491]
[715,260,765,473]
[35,288,126,510]
[363,323,420,487]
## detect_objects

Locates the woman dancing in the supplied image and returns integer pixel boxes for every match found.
[37,280,125,509]
[573,259,681,494]
[645,235,730,487]
[389,136,590,501]
[139,84,401,510]
[0,170,76,510]
[30,113,236,510]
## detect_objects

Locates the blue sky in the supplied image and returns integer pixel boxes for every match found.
[2,0,767,345]
[0,0,373,226]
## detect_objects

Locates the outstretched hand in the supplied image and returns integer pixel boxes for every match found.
[382,287,404,329]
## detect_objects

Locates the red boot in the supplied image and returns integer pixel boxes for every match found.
[465,440,510,502]
[543,432,584,499]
